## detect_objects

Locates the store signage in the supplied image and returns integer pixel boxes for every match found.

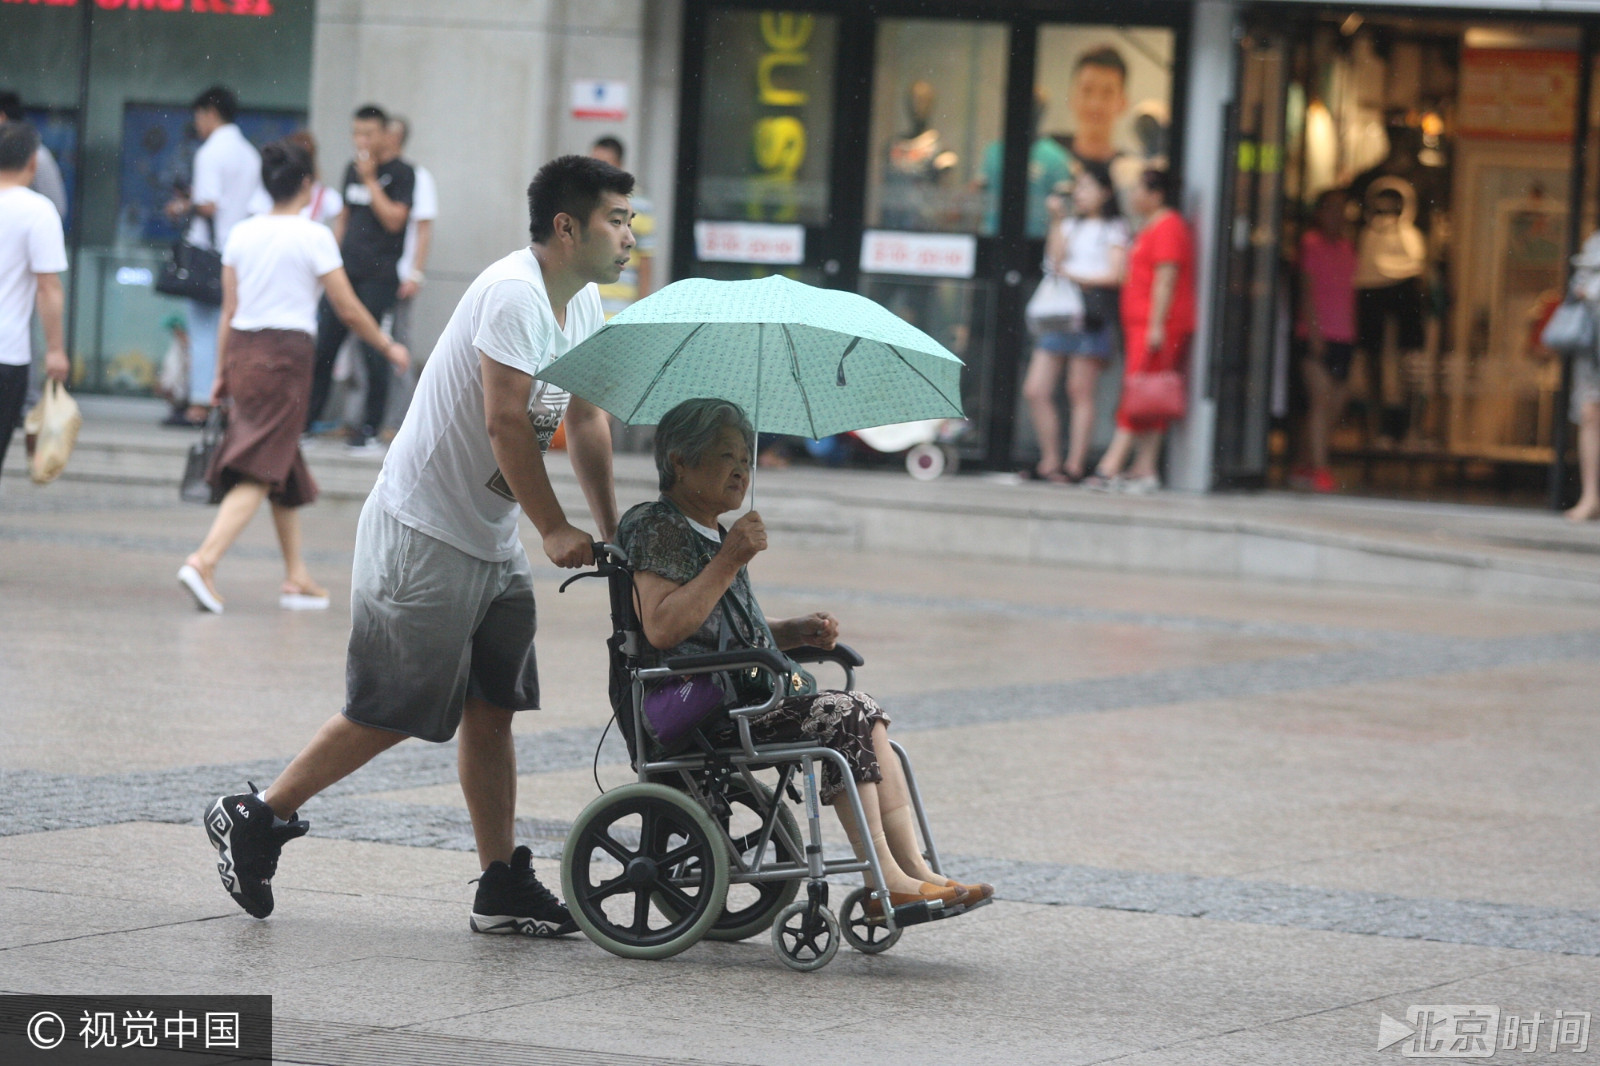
[751,12,813,223]
[859,231,976,279]
[570,79,628,122]
[694,221,805,265]
[2,0,277,13]
[1459,50,1577,142]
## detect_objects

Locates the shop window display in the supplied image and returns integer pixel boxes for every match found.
[1268,15,1587,500]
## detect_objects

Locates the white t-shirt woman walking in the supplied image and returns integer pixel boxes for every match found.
[178,139,409,614]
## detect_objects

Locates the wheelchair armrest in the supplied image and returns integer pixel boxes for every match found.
[786,643,864,669]
[659,647,791,676]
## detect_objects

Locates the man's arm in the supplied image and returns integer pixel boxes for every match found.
[480,353,594,567]
[34,274,67,382]
[563,395,618,542]
[398,219,432,300]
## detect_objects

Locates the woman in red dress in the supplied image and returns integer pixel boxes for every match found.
[1087,168,1196,493]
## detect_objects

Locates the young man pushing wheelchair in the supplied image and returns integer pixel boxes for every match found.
[204,155,635,936]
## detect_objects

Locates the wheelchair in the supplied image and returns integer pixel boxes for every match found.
[556,543,984,971]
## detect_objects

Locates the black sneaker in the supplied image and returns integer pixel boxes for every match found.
[470,845,578,937]
[203,783,309,919]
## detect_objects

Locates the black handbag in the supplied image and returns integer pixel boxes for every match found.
[155,215,223,306]
[180,407,225,504]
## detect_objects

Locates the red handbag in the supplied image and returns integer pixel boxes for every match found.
[1122,369,1187,423]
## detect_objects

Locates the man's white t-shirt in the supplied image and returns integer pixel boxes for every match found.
[0,186,68,367]
[397,164,437,283]
[376,247,605,561]
[222,214,344,337]
[187,123,263,251]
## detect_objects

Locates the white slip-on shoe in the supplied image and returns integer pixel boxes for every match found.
[178,564,223,614]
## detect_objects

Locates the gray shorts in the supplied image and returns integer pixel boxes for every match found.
[344,498,539,742]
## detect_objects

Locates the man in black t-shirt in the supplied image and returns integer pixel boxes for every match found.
[307,103,415,450]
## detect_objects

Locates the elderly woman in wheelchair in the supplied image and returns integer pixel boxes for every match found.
[559,397,990,970]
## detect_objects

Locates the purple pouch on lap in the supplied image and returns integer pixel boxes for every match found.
[642,674,725,748]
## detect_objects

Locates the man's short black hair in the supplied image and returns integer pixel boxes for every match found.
[591,136,624,162]
[0,121,41,172]
[191,85,238,123]
[1075,46,1127,84]
[0,91,25,122]
[353,104,387,125]
[527,154,634,243]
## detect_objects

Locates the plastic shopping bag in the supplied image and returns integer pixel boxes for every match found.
[22,379,83,485]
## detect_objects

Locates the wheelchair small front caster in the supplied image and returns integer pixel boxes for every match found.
[772,899,840,971]
[840,886,903,955]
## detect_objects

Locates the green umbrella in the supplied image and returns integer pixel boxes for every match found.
[538,274,964,440]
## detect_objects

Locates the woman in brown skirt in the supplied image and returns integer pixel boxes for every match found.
[178,138,409,614]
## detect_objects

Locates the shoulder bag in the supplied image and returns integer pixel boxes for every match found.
[155,215,223,306]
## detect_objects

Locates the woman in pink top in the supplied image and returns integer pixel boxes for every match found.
[1293,189,1357,494]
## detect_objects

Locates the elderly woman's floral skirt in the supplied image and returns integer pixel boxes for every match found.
[744,690,890,805]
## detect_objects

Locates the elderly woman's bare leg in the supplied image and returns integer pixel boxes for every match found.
[870,724,994,900]
[831,780,944,898]
[868,722,942,883]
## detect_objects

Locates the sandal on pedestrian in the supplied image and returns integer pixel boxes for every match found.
[280,580,330,611]
[178,559,224,614]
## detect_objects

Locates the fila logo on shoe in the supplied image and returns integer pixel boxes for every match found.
[234,802,251,818]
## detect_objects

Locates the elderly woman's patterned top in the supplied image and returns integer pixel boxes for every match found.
[617,496,815,694]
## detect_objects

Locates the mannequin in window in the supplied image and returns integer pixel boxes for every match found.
[1350,117,1445,445]
[881,80,958,232]
[1353,178,1428,445]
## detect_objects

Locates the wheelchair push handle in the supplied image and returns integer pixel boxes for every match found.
[557,541,631,593]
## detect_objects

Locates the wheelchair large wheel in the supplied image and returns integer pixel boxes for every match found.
[561,783,729,960]
[840,886,903,955]
[772,899,840,972]
[651,780,803,941]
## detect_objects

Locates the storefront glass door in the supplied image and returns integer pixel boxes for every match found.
[676,2,1188,468]
[1223,9,1589,503]
[857,18,1008,455]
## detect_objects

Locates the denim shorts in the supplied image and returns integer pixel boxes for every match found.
[1035,326,1113,359]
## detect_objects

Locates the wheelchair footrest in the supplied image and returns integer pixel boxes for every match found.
[864,893,984,928]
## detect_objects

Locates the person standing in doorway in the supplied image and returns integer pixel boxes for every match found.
[0,122,68,484]
[1022,162,1128,483]
[1089,168,1195,493]
[203,154,634,936]
[305,104,413,452]
[1564,231,1600,522]
[381,114,436,432]
[1291,188,1357,494]
[164,87,263,426]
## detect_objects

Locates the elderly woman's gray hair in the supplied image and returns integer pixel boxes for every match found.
[654,398,756,491]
